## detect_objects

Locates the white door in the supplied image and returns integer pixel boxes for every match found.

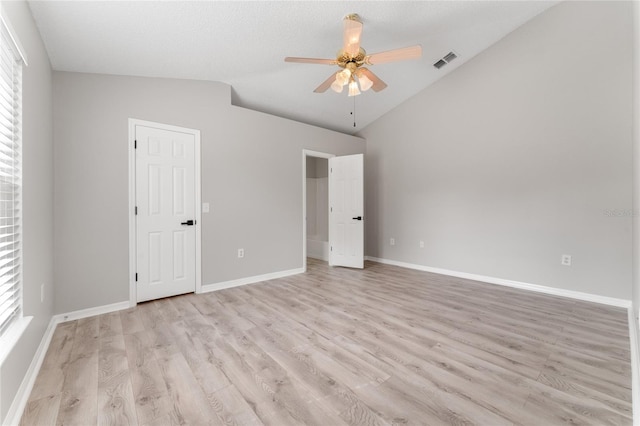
[329,154,364,268]
[135,124,196,302]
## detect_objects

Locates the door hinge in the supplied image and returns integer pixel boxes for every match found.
[135,206,138,215]
[331,246,333,252]
[330,207,333,212]
[135,273,138,282]
[134,140,137,149]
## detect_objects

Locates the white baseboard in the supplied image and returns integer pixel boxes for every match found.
[308,253,329,262]
[3,316,57,426]
[307,240,329,262]
[53,300,130,324]
[628,309,640,426]
[365,256,631,308]
[200,267,304,293]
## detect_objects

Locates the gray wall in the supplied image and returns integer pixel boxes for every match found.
[632,0,640,403]
[359,1,632,300]
[306,157,329,241]
[306,157,317,179]
[53,72,364,313]
[306,157,328,179]
[0,0,54,421]
[634,1,640,320]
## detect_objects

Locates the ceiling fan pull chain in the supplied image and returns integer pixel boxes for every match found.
[352,96,357,128]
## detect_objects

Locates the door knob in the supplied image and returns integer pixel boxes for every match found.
[181,220,195,226]
[352,216,362,221]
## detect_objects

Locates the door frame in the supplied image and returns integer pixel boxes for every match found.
[302,149,334,272]
[128,118,202,306]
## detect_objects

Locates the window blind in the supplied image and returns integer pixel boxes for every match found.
[0,20,22,339]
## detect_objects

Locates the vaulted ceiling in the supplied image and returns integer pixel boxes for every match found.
[28,1,557,135]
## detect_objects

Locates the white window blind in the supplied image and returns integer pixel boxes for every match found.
[0,18,23,339]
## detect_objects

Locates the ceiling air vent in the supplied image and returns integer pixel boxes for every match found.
[443,52,457,62]
[433,51,458,69]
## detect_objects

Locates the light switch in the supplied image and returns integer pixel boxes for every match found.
[202,202,210,213]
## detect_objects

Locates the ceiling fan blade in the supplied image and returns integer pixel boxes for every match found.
[358,68,387,92]
[285,57,337,65]
[343,14,363,57]
[366,45,422,65]
[314,72,338,93]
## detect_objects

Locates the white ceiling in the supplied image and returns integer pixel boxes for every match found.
[28,1,557,135]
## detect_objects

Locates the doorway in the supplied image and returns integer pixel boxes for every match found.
[303,150,364,270]
[129,119,202,304]
[307,157,329,260]
[303,150,334,271]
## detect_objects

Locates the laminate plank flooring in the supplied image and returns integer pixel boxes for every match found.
[21,259,632,425]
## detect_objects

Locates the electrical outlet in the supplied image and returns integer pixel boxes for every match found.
[390,238,395,246]
[561,254,572,266]
[202,202,210,213]
[40,283,44,303]
[238,248,244,258]
[419,241,425,248]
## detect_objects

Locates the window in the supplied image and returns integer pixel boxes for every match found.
[0,14,24,339]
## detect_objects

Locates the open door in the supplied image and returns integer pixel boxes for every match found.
[329,154,364,268]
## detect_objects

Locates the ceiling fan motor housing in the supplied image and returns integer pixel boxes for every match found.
[337,47,366,69]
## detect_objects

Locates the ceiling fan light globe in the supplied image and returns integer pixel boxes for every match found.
[358,74,373,91]
[348,80,361,97]
[337,69,351,85]
[331,80,344,93]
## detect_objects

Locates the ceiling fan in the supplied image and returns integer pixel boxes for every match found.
[285,14,422,96]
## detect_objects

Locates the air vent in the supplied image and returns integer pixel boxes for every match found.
[433,51,458,69]
[443,52,457,62]
[433,59,447,69]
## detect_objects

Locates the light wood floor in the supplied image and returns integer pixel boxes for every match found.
[21,259,632,425]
